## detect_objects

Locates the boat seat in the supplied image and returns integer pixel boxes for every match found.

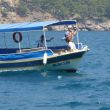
[53,49,66,54]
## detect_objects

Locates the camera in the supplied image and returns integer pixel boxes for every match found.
[73,27,77,31]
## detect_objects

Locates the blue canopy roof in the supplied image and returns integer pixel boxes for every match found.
[0,20,76,32]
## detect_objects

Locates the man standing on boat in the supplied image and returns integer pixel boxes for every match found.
[65,25,77,51]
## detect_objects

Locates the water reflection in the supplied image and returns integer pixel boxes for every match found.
[0,69,84,83]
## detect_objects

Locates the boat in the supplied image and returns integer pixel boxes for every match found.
[0,20,89,72]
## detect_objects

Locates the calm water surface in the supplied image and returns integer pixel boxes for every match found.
[0,31,110,110]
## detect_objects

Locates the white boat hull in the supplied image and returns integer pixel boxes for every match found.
[41,58,81,71]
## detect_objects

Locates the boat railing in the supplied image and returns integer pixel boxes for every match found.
[75,43,83,49]
[75,42,88,50]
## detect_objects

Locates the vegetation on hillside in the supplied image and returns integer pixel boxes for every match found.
[18,0,110,22]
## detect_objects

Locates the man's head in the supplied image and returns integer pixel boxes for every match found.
[67,25,73,29]
[67,25,73,31]
[40,35,44,42]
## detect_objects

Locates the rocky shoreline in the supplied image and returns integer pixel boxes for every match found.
[0,0,110,31]
[0,16,109,31]
[78,20,110,31]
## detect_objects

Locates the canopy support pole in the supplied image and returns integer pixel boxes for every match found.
[27,32,31,48]
[3,33,7,48]
[43,27,47,49]
[76,24,80,49]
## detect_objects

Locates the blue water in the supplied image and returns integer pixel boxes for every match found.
[0,31,110,110]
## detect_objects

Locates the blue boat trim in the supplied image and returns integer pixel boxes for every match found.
[0,49,53,61]
[0,51,86,68]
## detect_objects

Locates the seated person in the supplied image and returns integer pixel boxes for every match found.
[37,34,54,48]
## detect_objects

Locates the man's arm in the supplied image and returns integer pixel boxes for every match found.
[46,37,54,42]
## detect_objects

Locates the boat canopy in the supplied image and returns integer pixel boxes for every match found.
[0,20,76,33]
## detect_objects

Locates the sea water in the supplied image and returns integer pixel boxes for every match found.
[0,31,110,110]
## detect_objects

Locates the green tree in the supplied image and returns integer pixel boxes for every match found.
[17,1,28,17]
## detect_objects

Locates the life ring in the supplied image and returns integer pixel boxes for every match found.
[13,32,22,43]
